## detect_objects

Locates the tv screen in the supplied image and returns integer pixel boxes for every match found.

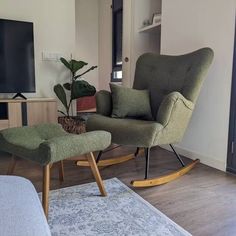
[0,19,35,93]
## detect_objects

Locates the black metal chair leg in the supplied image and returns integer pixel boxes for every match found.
[135,147,140,157]
[169,144,185,167]
[96,151,103,163]
[145,148,150,179]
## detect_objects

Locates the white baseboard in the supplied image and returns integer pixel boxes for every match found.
[161,145,226,172]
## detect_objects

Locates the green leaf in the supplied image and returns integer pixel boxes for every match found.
[63,83,71,91]
[58,110,67,116]
[60,57,72,71]
[74,65,98,80]
[71,60,88,74]
[71,80,96,100]
[53,84,68,114]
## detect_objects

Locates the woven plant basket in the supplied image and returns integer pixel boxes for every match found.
[58,116,86,134]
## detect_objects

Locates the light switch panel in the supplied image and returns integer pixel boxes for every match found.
[42,52,63,62]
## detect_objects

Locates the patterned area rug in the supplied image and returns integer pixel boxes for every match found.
[45,178,191,236]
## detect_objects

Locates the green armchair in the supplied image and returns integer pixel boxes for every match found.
[87,48,214,187]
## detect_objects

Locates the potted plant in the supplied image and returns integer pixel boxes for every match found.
[54,57,97,133]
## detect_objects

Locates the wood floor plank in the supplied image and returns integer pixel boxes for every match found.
[0,147,236,236]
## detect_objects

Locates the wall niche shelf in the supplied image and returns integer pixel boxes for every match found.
[139,21,161,33]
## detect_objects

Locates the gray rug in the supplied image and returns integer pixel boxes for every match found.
[45,178,191,236]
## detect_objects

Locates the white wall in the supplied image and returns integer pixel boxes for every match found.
[0,0,75,99]
[128,0,162,87]
[75,0,112,91]
[75,0,99,89]
[161,0,235,170]
[98,0,112,91]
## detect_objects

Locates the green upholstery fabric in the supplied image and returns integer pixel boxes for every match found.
[87,114,163,147]
[0,123,111,165]
[133,48,214,117]
[110,83,153,120]
[87,48,214,148]
[155,92,194,144]
[96,90,112,116]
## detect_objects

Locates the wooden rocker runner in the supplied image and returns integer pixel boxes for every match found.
[85,48,214,188]
[78,145,199,187]
[130,146,200,187]
[77,146,144,167]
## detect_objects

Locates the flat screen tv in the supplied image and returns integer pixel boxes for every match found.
[0,19,35,99]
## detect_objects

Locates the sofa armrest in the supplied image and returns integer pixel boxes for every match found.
[0,176,51,236]
[39,131,111,164]
[96,90,112,116]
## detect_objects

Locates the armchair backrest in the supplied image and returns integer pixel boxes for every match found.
[133,48,214,117]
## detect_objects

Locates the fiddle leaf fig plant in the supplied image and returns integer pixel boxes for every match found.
[54,57,97,116]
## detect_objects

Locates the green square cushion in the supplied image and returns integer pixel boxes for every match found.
[110,83,153,120]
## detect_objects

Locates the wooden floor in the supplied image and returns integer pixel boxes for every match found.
[1,146,236,236]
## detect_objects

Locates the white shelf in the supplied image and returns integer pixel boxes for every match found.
[139,21,161,33]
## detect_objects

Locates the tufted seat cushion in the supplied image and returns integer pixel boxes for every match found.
[87,114,163,148]
[0,123,111,165]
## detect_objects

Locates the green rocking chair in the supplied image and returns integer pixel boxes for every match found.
[84,48,214,187]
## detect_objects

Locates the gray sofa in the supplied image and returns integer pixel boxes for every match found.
[0,176,51,236]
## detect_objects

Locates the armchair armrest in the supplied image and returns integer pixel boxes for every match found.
[157,92,194,126]
[96,90,112,116]
[154,91,194,145]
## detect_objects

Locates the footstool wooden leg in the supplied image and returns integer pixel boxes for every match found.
[42,164,50,219]
[7,155,17,175]
[86,152,107,196]
[58,161,65,183]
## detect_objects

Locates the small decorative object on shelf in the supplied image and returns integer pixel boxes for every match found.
[152,13,161,24]
[139,13,161,33]
[142,19,151,27]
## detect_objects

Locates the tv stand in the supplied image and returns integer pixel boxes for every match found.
[0,98,57,130]
[12,93,27,100]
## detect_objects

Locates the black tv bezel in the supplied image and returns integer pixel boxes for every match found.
[0,18,36,94]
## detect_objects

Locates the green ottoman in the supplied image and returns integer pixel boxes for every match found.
[0,123,111,218]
